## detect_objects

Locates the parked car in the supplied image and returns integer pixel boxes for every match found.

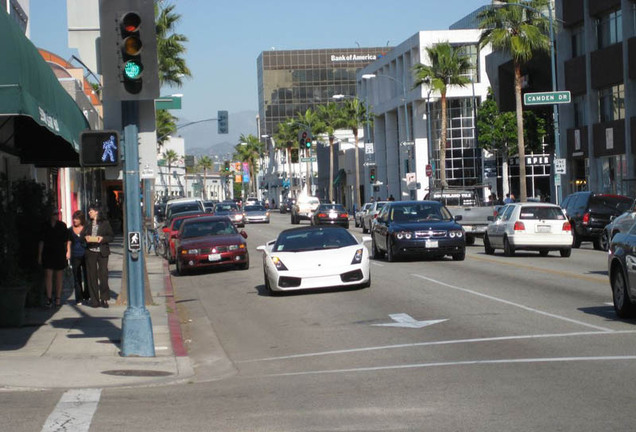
[203,200,218,213]
[164,212,207,263]
[561,192,632,249]
[165,197,205,221]
[256,226,371,295]
[607,219,636,317]
[362,201,388,233]
[279,198,296,214]
[355,203,373,228]
[311,203,349,228]
[483,202,572,257]
[243,204,270,223]
[174,216,249,275]
[213,202,245,227]
[370,200,465,261]
[600,200,636,251]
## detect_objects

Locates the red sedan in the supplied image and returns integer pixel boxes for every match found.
[163,211,206,263]
[174,216,249,275]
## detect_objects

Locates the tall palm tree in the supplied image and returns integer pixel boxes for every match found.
[197,156,214,199]
[413,42,472,188]
[293,109,325,196]
[478,0,551,202]
[156,2,191,87]
[234,134,264,197]
[316,102,345,202]
[341,98,369,209]
[274,120,298,196]
[162,149,181,197]
[156,109,177,150]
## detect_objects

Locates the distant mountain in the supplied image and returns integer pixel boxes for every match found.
[177,110,258,158]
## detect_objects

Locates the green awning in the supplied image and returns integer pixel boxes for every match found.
[0,9,90,166]
[333,168,346,186]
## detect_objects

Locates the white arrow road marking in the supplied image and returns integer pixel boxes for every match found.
[372,313,447,329]
[41,388,101,432]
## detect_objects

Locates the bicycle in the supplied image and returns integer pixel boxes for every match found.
[147,227,166,257]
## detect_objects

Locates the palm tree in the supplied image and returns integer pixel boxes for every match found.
[293,109,325,196]
[340,98,369,209]
[234,134,264,197]
[162,149,181,197]
[156,2,191,87]
[274,120,298,196]
[156,109,177,150]
[197,156,214,199]
[413,42,472,188]
[478,0,551,202]
[316,102,345,202]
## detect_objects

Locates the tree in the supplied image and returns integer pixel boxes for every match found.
[316,102,345,202]
[340,98,370,209]
[293,109,325,196]
[274,120,298,196]
[413,42,472,188]
[234,134,264,197]
[162,149,181,197]
[197,156,214,199]
[478,0,551,201]
[156,2,191,87]
[156,109,177,150]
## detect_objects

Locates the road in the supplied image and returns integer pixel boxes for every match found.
[4,212,636,431]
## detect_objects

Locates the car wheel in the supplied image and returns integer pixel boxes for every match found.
[386,238,397,262]
[503,236,515,257]
[452,249,466,261]
[593,236,604,251]
[560,248,571,257]
[572,227,581,248]
[344,223,349,230]
[465,235,475,246]
[599,231,610,251]
[371,235,385,259]
[360,273,371,288]
[539,250,549,257]
[354,218,360,228]
[263,269,275,296]
[176,259,187,276]
[612,265,635,318]
[238,254,249,270]
[484,234,495,255]
[362,223,368,234]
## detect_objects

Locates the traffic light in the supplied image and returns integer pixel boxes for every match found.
[99,0,159,101]
[218,110,229,134]
[224,161,230,172]
[369,167,376,183]
[79,130,120,167]
[299,130,312,149]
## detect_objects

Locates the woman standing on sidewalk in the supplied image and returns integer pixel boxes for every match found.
[38,208,71,307]
[83,205,114,308]
[69,210,89,305]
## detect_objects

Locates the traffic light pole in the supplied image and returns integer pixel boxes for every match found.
[121,100,155,357]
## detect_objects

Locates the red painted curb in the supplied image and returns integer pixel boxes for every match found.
[163,260,188,357]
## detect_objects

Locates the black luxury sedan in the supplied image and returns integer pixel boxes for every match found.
[370,200,465,261]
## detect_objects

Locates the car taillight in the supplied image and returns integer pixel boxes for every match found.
[514,221,525,231]
[340,213,348,218]
[582,212,590,225]
[562,222,571,231]
[318,213,327,218]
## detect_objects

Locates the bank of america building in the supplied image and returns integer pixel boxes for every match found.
[257,47,390,138]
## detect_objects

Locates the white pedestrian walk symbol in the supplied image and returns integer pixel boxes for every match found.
[101,135,117,163]
[128,231,141,251]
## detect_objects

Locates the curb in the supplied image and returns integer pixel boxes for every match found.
[163,260,188,357]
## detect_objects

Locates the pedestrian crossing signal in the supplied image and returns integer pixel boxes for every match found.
[80,130,120,167]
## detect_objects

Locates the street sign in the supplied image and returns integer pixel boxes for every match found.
[555,174,562,186]
[128,231,141,252]
[365,143,374,154]
[554,158,566,175]
[300,157,316,162]
[524,91,571,106]
[425,164,433,177]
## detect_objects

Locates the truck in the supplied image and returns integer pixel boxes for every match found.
[291,195,320,224]
[426,188,497,245]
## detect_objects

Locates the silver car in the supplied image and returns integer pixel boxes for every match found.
[243,204,270,223]
[355,203,373,228]
[362,201,388,233]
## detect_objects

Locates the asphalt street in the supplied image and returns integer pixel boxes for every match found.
[2,212,635,431]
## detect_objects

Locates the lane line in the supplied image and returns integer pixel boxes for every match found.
[41,388,102,432]
[237,330,636,363]
[263,355,636,378]
[412,274,614,332]
[469,253,607,284]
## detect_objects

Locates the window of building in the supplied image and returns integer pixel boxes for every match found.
[597,9,622,49]
[573,95,587,127]
[598,84,624,123]
[571,25,585,57]
[456,44,479,83]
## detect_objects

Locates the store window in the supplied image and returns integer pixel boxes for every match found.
[598,84,624,122]
[597,9,622,49]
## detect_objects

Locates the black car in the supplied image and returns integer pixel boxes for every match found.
[371,200,465,261]
[311,204,349,229]
[280,198,296,214]
[608,218,636,318]
[561,192,633,249]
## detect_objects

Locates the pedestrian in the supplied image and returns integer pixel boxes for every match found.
[503,193,514,204]
[83,204,114,308]
[388,194,395,201]
[38,208,71,308]
[69,210,89,305]
[370,196,375,203]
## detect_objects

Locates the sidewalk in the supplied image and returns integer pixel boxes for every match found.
[0,237,193,391]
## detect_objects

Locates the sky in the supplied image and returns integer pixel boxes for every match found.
[29,0,489,125]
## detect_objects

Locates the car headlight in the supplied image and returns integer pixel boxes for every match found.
[271,256,288,271]
[235,214,243,220]
[351,248,364,264]
[394,231,412,240]
[229,245,239,251]
[182,248,200,255]
[449,230,464,238]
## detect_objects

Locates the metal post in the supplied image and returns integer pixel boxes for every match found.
[426,90,434,194]
[121,100,155,357]
[547,4,562,204]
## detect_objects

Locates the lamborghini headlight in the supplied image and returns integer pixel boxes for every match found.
[351,248,364,264]
[271,256,288,271]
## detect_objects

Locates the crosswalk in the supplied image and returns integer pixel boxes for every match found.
[41,389,101,432]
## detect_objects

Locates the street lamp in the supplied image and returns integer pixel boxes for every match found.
[362,73,413,199]
[492,0,561,203]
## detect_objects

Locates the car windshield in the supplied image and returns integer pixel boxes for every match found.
[173,216,199,230]
[181,220,237,238]
[170,203,201,215]
[390,203,452,222]
[518,206,565,220]
[245,205,266,212]
[215,204,238,212]
[317,204,345,212]
[274,228,357,252]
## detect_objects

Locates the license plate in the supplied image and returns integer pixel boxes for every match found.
[329,213,337,219]
[208,253,221,261]
[537,225,551,233]
[425,240,438,248]
[463,225,473,231]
